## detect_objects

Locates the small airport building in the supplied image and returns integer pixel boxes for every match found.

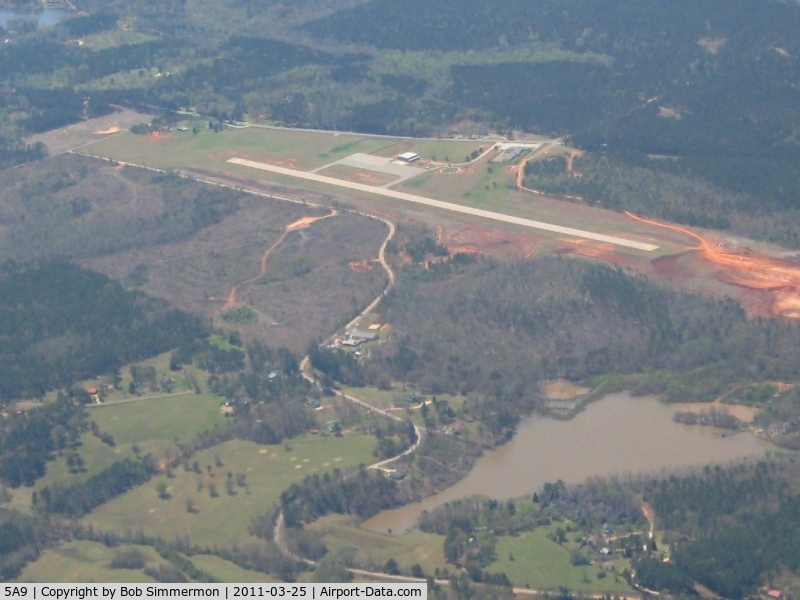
[396,152,421,163]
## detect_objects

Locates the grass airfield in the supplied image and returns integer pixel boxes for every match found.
[83,124,677,262]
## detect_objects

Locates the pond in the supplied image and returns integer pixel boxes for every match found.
[363,392,772,534]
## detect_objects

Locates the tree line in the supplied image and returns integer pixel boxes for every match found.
[357,255,800,426]
[0,261,208,402]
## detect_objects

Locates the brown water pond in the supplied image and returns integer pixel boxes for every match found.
[363,392,772,534]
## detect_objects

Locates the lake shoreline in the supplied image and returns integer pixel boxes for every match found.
[362,391,774,536]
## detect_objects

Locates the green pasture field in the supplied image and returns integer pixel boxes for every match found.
[85,126,483,174]
[486,524,634,594]
[85,434,377,547]
[90,392,227,455]
[305,514,448,575]
[11,393,226,514]
[189,555,279,583]
[15,541,165,583]
[35,433,122,490]
[81,29,158,50]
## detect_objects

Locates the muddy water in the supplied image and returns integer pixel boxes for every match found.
[363,392,771,534]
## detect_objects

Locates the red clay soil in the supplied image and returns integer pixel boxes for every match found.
[627,212,800,319]
[348,260,374,273]
[439,224,544,258]
[566,152,584,178]
[221,210,337,311]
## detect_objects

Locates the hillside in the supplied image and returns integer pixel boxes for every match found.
[0,1,796,211]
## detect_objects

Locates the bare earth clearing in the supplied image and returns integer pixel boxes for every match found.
[25,108,152,154]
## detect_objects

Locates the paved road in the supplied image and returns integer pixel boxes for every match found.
[228,158,658,252]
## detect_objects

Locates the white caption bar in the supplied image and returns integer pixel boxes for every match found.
[1,585,426,600]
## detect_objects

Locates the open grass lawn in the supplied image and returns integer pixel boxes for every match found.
[37,433,122,489]
[15,541,165,583]
[90,392,226,457]
[85,127,383,172]
[306,514,447,575]
[189,555,279,583]
[486,526,634,594]
[85,126,484,176]
[86,434,377,547]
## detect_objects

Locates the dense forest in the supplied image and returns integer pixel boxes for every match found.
[357,255,800,416]
[306,0,800,206]
[633,459,800,597]
[1,0,798,214]
[0,261,207,402]
[525,154,800,248]
[0,394,88,487]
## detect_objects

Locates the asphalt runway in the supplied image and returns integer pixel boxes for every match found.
[227,157,659,252]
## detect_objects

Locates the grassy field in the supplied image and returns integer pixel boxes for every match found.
[8,392,228,515]
[306,514,448,575]
[90,392,227,455]
[486,525,634,594]
[15,541,165,583]
[86,434,377,547]
[85,126,484,174]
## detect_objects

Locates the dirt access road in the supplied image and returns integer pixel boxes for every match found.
[221,210,338,311]
[628,212,800,319]
[227,158,658,252]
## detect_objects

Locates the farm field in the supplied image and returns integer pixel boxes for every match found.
[6,392,228,515]
[85,434,377,547]
[47,347,209,406]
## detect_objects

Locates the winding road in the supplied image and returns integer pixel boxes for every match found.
[68,149,641,595]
